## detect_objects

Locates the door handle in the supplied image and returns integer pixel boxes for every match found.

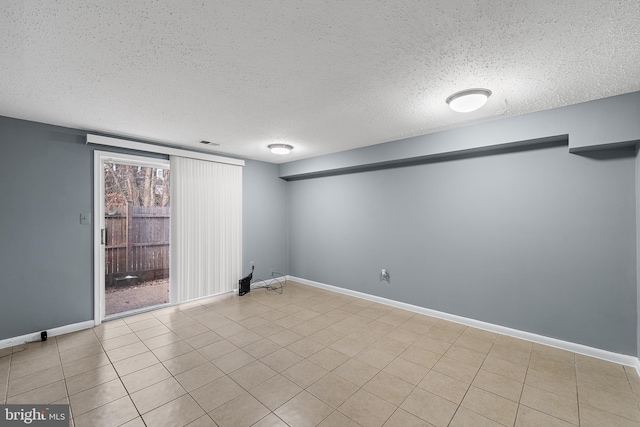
[101,228,106,245]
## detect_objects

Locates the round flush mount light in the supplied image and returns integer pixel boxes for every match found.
[446,88,492,113]
[268,144,293,155]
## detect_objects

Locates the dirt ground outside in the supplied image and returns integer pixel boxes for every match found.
[105,278,169,316]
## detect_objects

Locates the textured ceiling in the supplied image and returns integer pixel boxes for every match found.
[1,1,639,163]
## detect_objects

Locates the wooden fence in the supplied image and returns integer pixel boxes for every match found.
[105,203,169,286]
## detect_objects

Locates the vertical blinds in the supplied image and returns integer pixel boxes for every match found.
[170,156,242,302]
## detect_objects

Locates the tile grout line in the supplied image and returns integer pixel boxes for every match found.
[444,330,496,427]
[53,336,73,423]
[175,305,249,423]
[513,344,534,427]
[128,305,226,425]
[1,352,11,404]
[315,332,398,426]
[131,315,198,425]
[623,365,640,412]
[183,295,296,422]
[319,300,439,424]
[346,335,416,413]
[518,348,579,426]
[574,352,581,426]
[384,320,442,424]
[216,296,357,425]
[90,324,145,426]
[141,302,272,425]
[376,321,444,425]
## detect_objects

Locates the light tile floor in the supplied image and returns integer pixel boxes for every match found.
[2,281,640,426]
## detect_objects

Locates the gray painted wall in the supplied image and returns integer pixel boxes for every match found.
[0,116,289,341]
[288,143,637,355]
[0,117,93,340]
[243,159,289,281]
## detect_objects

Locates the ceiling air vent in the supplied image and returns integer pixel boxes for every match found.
[199,140,220,146]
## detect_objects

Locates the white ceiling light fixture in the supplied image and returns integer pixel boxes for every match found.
[268,144,293,155]
[446,88,492,113]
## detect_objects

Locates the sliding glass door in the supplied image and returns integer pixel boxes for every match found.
[94,152,170,323]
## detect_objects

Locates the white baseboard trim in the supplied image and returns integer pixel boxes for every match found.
[0,320,95,350]
[635,358,640,377]
[289,276,640,372]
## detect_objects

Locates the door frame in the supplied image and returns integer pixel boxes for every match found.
[93,151,171,326]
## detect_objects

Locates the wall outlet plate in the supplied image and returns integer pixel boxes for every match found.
[80,212,91,225]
